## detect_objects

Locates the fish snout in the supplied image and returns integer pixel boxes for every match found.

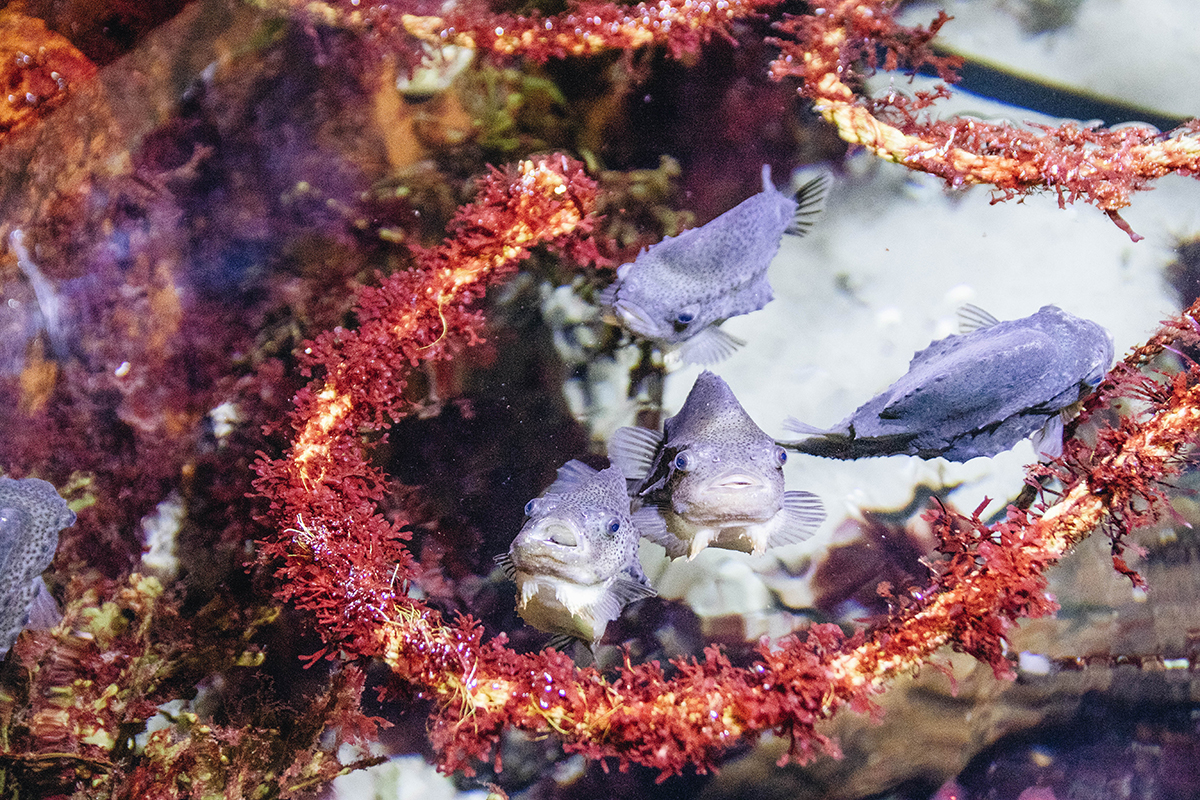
[525,519,583,549]
[712,473,764,490]
[614,299,670,339]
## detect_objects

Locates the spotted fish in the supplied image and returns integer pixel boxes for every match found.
[783,305,1114,461]
[0,476,75,657]
[600,165,829,365]
[497,461,657,643]
[609,371,825,559]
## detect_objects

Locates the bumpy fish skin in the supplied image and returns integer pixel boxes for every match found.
[601,166,827,365]
[785,305,1114,462]
[609,371,825,559]
[0,476,75,657]
[497,461,655,643]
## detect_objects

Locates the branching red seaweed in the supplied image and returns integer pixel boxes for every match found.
[767,0,1200,238]
[253,130,1200,778]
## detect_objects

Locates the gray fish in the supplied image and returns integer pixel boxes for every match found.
[784,305,1114,462]
[609,371,825,559]
[600,166,829,365]
[496,461,656,643]
[0,476,76,657]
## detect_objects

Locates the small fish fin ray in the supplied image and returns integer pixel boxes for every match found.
[781,417,837,437]
[785,168,831,237]
[609,427,662,481]
[493,552,516,579]
[632,505,687,558]
[1031,412,1065,462]
[547,633,584,651]
[610,575,657,604]
[781,429,918,459]
[766,491,826,549]
[25,577,62,632]
[597,281,619,309]
[958,303,1001,334]
[543,459,598,496]
[678,325,745,365]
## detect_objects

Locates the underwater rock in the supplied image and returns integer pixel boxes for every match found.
[0,475,75,657]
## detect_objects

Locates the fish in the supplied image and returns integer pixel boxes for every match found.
[0,476,76,657]
[609,371,826,559]
[600,165,829,365]
[783,305,1115,462]
[496,461,657,643]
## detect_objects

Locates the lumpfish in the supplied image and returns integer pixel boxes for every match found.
[600,165,829,365]
[496,461,656,643]
[609,371,825,559]
[783,305,1114,462]
[0,476,76,657]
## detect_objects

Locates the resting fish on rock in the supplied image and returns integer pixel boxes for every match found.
[783,304,1114,462]
[0,475,76,658]
[609,371,825,559]
[600,165,829,365]
[496,461,657,643]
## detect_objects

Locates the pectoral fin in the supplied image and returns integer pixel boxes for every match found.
[1030,412,1065,461]
[763,491,826,552]
[632,505,688,558]
[677,325,745,366]
[608,426,663,481]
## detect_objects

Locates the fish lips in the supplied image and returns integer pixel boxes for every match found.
[613,298,676,342]
[673,470,781,521]
[509,518,602,580]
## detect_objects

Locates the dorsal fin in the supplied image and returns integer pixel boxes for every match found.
[785,169,831,237]
[958,304,1001,334]
[543,459,597,496]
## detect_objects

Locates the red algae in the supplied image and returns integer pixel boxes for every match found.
[6,0,1200,794]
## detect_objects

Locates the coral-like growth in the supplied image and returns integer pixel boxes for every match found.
[253,148,1200,777]
[10,0,1200,793]
[259,0,783,63]
[767,0,1200,239]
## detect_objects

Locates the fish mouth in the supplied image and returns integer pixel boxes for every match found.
[530,520,581,548]
[708,473,768,491]
[613,299,669,339]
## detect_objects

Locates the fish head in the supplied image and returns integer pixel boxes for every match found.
[607,261,707,345]
[660,371,786,523]
[611,296,703,344]
[508,468,636,587]
[1080,321,1115,390]
[665,438,787,523]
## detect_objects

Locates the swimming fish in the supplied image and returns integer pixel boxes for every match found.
[0,476,76,657]
[609,371,826,559]
[783,305,1114,462]
[496,461,656,643]
[600,165,829,365]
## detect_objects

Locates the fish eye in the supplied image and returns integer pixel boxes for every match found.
[676,311,695,325]
[607,518,621,534]
[673,452,693,471]
[524,499,537,516]
[774,446,788,466]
